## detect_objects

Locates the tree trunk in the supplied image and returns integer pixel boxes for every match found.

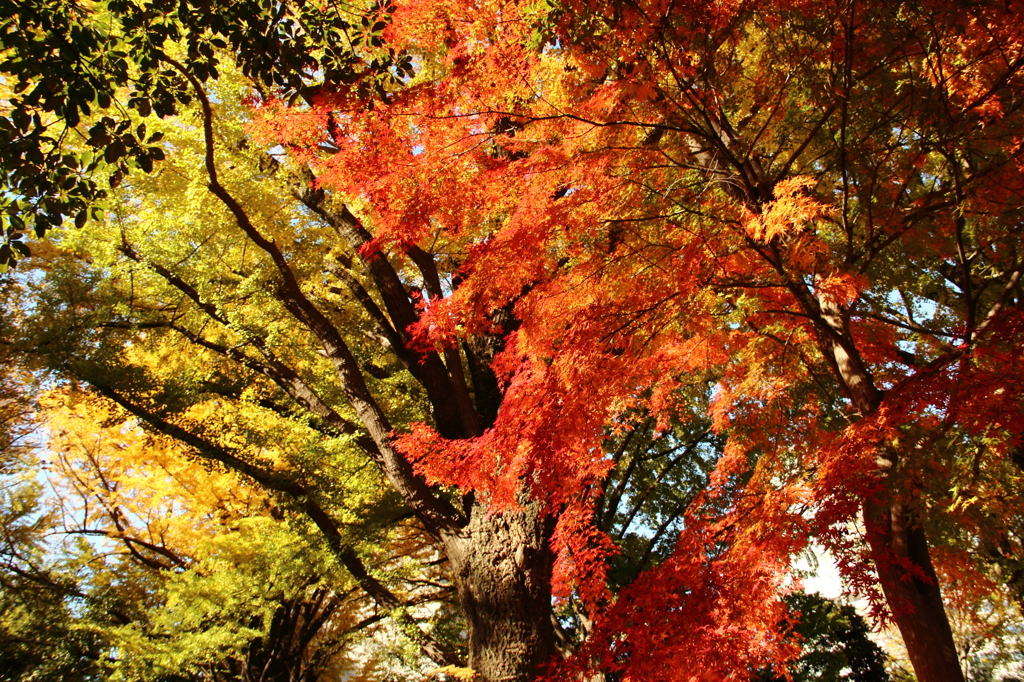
[810,297,964,682]
[443,501,555,682]
[863,498,964,682]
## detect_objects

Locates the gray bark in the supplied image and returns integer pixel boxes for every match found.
[442,502,556,682]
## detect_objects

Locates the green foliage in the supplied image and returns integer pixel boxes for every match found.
[758,592,890,682]
[102,519,351,682]
[0,0,406,268]
[597,410,722,590]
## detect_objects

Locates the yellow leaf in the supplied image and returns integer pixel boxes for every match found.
[427,665,479,681]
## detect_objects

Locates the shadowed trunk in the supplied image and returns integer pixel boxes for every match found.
[443,501,556,682]
[811,295,965,682]
[863,498,964,682]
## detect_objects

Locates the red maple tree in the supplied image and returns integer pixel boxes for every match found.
[251,0,1024,679]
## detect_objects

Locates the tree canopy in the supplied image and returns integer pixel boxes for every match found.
[2,0,1024,680]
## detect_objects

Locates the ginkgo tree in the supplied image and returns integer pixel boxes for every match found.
[3,0,1024,680]
[1,376,404,682]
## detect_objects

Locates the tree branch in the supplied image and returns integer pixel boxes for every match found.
[161,56,462,534]
[85,380,463,667]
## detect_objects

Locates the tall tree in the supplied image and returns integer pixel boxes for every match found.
[4,0,1024,681]
[289,0,1021,679]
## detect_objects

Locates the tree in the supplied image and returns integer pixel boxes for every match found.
[0,0,404,267]
[300,0,1020,678]
[0,380,430,682]
[4,0,1024,680]
[757,592,889,682]
[0,278,107,682]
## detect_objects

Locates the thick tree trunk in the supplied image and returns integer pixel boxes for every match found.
[443,502,555,682]
[863,498,964,682]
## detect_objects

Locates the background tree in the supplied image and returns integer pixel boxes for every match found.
[757,592,890,682]
[0,372,429,682]
[0,276,106,681]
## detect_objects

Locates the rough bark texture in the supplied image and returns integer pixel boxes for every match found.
[864,499,965,682]
[443,502,555,682]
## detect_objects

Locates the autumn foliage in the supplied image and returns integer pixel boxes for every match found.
[3,0,1024,679]
[267,0,1024,676]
